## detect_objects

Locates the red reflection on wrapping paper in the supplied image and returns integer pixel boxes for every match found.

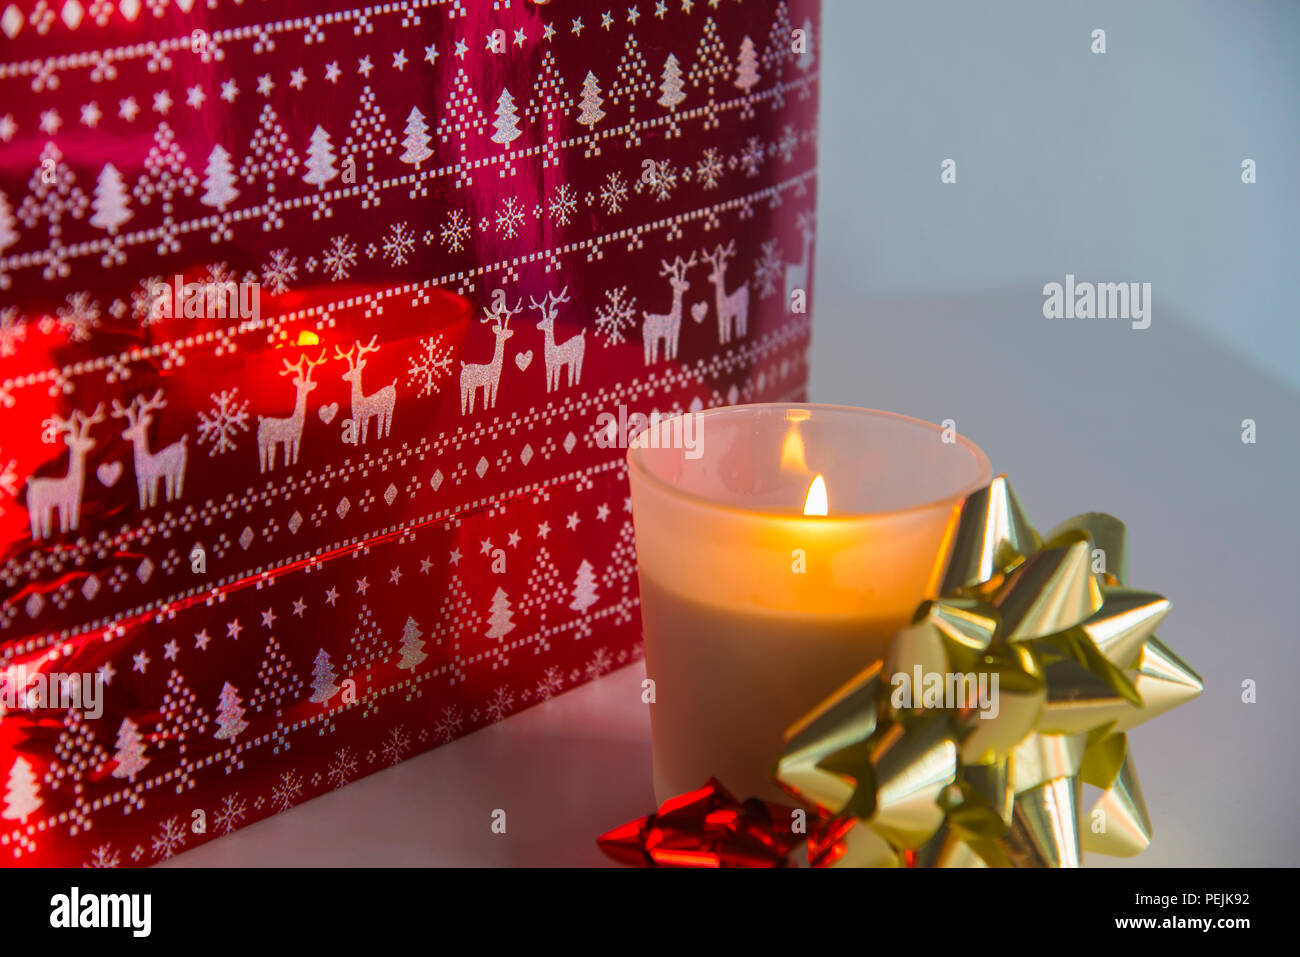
[597,777,807,868]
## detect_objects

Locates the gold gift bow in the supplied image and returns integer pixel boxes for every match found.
[775,476,1203,867]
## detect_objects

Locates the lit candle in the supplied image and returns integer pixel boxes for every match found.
[628,404,991,803]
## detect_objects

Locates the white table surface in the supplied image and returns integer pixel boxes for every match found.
[169,288,1300,867]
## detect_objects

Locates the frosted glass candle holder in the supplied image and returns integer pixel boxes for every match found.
[627,403,991,804]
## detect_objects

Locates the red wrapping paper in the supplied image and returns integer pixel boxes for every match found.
[0,0,819,865]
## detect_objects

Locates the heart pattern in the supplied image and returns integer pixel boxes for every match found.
[318,403,339,425]
[514,350,534,371]
[691,302,708,323]
[96,461,123,488]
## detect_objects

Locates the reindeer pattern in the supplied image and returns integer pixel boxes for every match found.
[336,336,397,445]
[26,405,106,541]
[17,218,806,532]
[112,390,188,510]
[530,287,585,392]
[258,351,326,472]
[703,241,749,345]
[642,253,698,365]
[461,297,521,415]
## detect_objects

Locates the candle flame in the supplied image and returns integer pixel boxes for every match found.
[803,474,828,516]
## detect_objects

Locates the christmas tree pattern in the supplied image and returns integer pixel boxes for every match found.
[657,54,687,139]
[249,633,303,716]
[610,34,655,147]
[309,648,340,704]
[156,668,209,756]
[111,717,149,781]
[45,706,110,834]
[690,17,731,130]
[576,71,606,131]
[396,616,428,671]
[438,68,488,187]
[303,125,341,187]
[2,756,42,824]
[398,108,433,169]
[569,559,600,613]
[429,574,477,681]
[491,87,524,169]
[527,48,569,167]
[342,603,390,676]
[520,545,564,619]
[485,587,517,640]
[736,36,761,93]
[17,142,87,279]
[89,163,133,235]
[200,144,240,212]
[603,520,640,598]
[239,104,299,229]
[213,681,250,741]
[131,123,199,254]
[762,0,797,100]
[341,86,397,206]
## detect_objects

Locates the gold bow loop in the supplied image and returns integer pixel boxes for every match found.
[775,476,1202,867]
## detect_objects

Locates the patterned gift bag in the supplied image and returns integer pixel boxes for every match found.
[0,0,819,865]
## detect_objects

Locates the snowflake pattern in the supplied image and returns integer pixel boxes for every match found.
[433,706,463,744]
[646,160,677,202]
[261,248,298,294]
[380,221,416,267]
[380,725,412,766]
[270,769,303,813]
[534,666,565,702]
[321,235,357,281]
[0,307,24,356]
[131,275,165,326]
[213,793,247,835]
[598,171,628,214]
[594,286,638,347]
[56,291,100,342]
[150,816,188,860]
[440,209,471,252]
[739,137,765,178]
[326,747,358,789]
[585,647,614,682]
[495,197,526,238]
[406,335,454,397]
[484,687,514,723]
[196,389,251,456]
[696,147,725,190]
[547,183,578,226]
[753,239,784,299]
[85,843,121,868]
